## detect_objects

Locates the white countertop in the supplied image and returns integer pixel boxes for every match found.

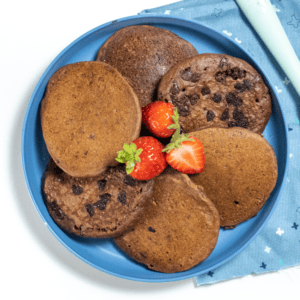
[1,1,299,299]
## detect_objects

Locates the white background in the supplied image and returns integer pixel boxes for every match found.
[1,0,299,299]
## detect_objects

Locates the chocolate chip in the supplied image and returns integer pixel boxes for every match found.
[238,69,246,79]
[228,110,249,129]
[170,81,180,95]
[206,110,215,122]
[189,94,200,105]
[215,71,226,82]
[116,164,126,172]
[190,72,201,83]
[181,67,193,81]
[225,93,243,107]
[97,179,107,191]
[85,204,95,217]
[227,67,239,80]
[220,108,229,121]
[233,109,245,121]
[72,185,83,195]
[177,107,190,117]
[212,94,222,103]
[173,94,190,117]
[237,118,249,129]
[118,192,127,205]
[180,67,201,82]
[201,86,211,96]
[228,121,237,128]
[124,175,136,186]
[180,94,190,105]
[48,201,64,220]
[234,80,251,93]
[233,69,241,80]
[148,227,156,233]
[232,109,249,128]
[234,82,248,93]
[94,193,111,210]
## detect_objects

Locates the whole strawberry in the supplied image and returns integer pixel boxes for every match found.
[163,132,205,174]
[116,136,167,180]
[142,101,180,138]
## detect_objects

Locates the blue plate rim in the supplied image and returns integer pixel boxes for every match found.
[21,13,290,282]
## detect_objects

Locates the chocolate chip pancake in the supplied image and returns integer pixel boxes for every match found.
[43,160,154,238]
[41,61,141,177]
[188,128,278,228]
[115,168,220,273]
[96,25,198,107]
[157,53,272,134]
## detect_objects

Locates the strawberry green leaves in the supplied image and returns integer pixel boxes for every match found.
[163,133,194,153]
[166,107,181,133]
[163,108,194,153]
[116,137,167,180]
[116,143,143,174]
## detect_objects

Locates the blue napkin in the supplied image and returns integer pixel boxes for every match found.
[140,0,300,286]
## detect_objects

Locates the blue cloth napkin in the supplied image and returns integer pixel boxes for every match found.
[140,0,300,286]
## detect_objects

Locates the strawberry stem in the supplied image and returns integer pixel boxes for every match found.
[116,143,143,174]
[167,107,181,134]
[163,107,194,153]
[163,133,194,153]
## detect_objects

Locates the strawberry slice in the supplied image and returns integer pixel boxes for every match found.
[116,136,167,180]
[142,102,180,138]
[163,132,205,174]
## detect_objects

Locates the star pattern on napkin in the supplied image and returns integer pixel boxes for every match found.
[211,8,222,17]
[207,271,214,277]
[276,228,284,236]
[283,77,290,85]
[264,246,271,253]
[292,222,298,230]
[260,262,267,269]
[287,15,300,28]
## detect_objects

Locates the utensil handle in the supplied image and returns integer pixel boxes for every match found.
[235,0,300,96]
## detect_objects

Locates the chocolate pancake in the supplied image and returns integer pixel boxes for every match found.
[41,61,141,177]
[157,53,272,134]
[188,128,278,228]
[43,160,154,238]
[96,25,198,107]
[115,168,220,273]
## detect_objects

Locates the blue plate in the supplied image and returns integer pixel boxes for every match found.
[22,15,289,282]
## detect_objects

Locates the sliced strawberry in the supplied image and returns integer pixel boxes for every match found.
[163,134,205,174]
[142,102,180,138]
[116,136,167,180]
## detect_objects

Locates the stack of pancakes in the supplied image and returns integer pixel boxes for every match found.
[41,25,278,273]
